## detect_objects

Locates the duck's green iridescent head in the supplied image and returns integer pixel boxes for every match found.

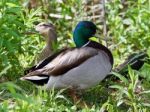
[73,21,97,47]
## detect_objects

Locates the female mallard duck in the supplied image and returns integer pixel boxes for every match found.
[21,21,113,90]
[35,22,57,63]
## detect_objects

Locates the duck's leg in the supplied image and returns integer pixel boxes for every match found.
[68,89,89,108]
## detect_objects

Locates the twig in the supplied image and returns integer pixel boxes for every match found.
[102,0,108,47]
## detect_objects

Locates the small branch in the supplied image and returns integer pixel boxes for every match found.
[102,0,108,47]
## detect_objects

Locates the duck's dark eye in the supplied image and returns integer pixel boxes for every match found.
[43,24,48,26]
[42,24,53,27]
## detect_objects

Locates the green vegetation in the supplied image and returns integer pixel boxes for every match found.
[0,0,150,111]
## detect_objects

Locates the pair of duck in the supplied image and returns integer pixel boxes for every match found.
[21,21,114,91]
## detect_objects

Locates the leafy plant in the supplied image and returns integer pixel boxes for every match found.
[0,0,42,80]
[106,0,150,65]
[108,67,150,111]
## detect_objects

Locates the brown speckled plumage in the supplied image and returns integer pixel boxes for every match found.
[35,22,57,63]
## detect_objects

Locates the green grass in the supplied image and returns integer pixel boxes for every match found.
[1,67,150,111]
[0,0,150,111]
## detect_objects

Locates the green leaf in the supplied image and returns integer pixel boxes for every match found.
[0,64,12,76]
[112,72,129,84]
[147,48,150,57]
[109,85,124,90]
[140,63,150,81]
[128,66,135,83]
[6,2,19,7]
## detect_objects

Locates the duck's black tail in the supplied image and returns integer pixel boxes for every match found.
[105,51,149,81]
[115,51,149,75]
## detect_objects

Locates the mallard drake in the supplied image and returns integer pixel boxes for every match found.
[21,21,113,90]
[35,22,57,63]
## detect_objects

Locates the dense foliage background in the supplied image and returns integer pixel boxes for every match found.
[0,0,150,111]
